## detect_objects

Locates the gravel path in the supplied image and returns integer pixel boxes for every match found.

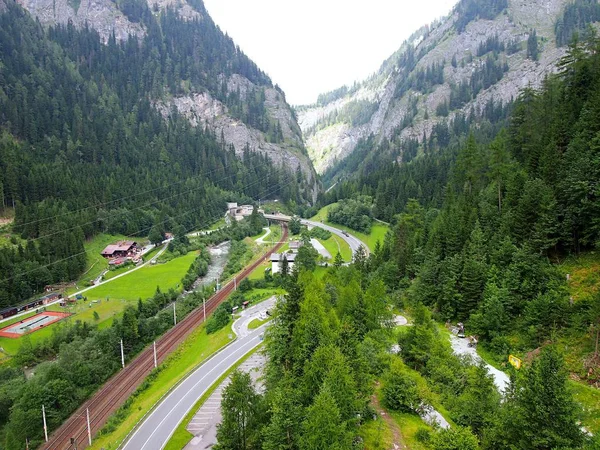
[255,227,271,244]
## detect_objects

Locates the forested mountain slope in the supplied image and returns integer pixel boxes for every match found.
[299,0,600,183]
[324,31,600,389]
[0,0,316,308]
[15,0,317,194]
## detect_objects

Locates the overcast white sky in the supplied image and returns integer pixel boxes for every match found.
[203,0,459,105]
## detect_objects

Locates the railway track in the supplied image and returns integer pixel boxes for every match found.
[42,225,288,449]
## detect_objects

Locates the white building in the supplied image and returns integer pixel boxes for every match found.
[270,252,297,274]
[226,203,264,221]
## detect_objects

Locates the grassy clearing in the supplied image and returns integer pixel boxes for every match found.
[103,263,138,281]
[209,218,226,231]
[164,346,262,450]
[559,251,600,302]
[359,416,394,450]
[320,235,352,261]
[248,318,269,330]
[248,258,271,281]
[85,251,197,302]
[570,380,600,435]
[91,324,233,450]
[388,411,433,450]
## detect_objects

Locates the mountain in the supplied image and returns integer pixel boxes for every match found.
[299,0,597,182]
[14,0,318,200]
[0,0,316,307]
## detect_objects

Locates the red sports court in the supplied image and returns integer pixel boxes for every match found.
[0,311,71,338]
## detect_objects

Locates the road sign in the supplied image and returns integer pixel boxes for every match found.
[508,354,522,370]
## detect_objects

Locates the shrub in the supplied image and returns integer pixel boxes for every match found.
[382,363,421,413]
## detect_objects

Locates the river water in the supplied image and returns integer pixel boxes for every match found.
[191,241,231,291]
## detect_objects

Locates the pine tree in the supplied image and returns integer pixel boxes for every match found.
[527,29,539,61]
[509,347,584,449]
[215,370,262,450]
[299,386,352,450]
[333,251,343,269]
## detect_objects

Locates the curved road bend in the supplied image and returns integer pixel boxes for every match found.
[121,327,266,450]
[263,214,370,256]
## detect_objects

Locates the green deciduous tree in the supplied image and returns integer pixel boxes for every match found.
[431,426,480,450]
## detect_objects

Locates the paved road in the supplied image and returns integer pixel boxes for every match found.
[301,218,369,256]
[121,301,273,450]
[263,214,369,256]
[255,227,272,245]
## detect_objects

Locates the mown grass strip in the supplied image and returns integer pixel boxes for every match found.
[90,324,233,449]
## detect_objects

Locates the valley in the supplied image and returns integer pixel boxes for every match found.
[0,0,599,448]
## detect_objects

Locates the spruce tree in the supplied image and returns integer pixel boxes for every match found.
[509,347,584,449]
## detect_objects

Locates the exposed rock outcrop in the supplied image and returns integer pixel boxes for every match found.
[157,74,318,202]
[16,0,145,42]
[299,0,572,176]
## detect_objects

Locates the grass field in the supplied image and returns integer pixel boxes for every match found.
[559,251,600,302]
[309,204,390,252]
[69,234,130,293]
[248,258,271,280]
[359,416,394,450]
[209,218,226,231]
[388,411,433,450]
[0,251,198,357]
[248,317,269,330]
[318,235,352,261]
[91,324,233,450]
[85,251,198,302]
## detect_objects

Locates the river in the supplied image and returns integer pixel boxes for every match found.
[191,241,231,291]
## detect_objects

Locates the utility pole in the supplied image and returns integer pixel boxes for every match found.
[86,408,92,446]
[203,298,206,322]
[120,339,125,368]
[153,341,157,369]
[173,302,177,325]
[42,405,48,442]
[234,277,237,291]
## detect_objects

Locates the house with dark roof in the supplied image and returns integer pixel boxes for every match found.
[101,241,137,258]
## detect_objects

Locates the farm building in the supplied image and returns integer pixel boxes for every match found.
[40,292,62,304]
[101,241,137,258]
[270,252,297,274]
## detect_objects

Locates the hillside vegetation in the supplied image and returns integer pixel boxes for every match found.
[0,0,312,310]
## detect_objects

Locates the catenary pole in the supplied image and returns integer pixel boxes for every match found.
[86,408,92,445]
[42,405,48,442]
[120,339,125,368]
[153,341,157,369]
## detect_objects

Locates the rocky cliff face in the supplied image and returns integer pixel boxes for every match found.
[156,74,318,201]
[13,0,319,202]
[17,0,145,41]
[299,0,572,176]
